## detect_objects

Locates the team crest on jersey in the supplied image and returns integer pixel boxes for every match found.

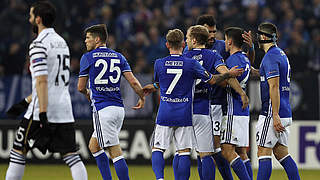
[32,58,43,63]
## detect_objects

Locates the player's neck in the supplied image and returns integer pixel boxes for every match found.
[37,24,47,35]
[95,43,107,49]
[229,46,242,55]
[263,43,276,53]
[169,48,182,55]
[193,44,205,49]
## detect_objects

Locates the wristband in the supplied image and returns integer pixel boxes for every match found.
[153,83,159,89]
[251,43,254,51]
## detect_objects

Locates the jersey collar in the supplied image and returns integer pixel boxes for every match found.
[267,45,277,53]
[37,28,55,39]
[170,54,182,57]
[192,48,203,51]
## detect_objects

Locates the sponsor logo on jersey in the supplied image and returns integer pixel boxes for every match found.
[160,96,189,103]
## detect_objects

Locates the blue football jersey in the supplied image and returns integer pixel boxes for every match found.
[79,47,131,111]
[184,48,225,115]
[210,39,230,106]
[224,51,251,116]
[259,46,292,118]
[154,54,212,126]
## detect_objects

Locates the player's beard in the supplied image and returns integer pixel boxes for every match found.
[206,38,215,49]
[31,20,38,34]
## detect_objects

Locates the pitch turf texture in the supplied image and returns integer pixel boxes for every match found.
[0,164,318,179]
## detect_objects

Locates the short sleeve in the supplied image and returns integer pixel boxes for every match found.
[79,55,90,77]
[29,41,48,77]
[154,60,159,83]
[263,55,280,80]
[192,60,212,83]
[119,54,132,73]
[213,53,225,70]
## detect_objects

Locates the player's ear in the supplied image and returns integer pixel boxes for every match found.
[94,36,100,44]
[182,41,185,49]
[165,42,170,49]
[35,16,41,25]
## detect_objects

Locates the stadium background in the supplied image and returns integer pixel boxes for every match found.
[0,0,320,179]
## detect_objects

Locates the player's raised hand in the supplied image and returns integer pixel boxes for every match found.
[273,113,285,132]
[229,66,244,77]
[132,97,145,110]
[143,84,157,96]
[240,94,249,109]
[242,30,253,47]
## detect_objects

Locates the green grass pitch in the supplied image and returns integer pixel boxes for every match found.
[1,164,319,179]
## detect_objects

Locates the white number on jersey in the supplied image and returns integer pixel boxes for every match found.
[239,64,250,88]
[55,54,70,86]
[94,59,121,84]
[195,60,203,85]
[285,57,291,83]
[166,69,183,94]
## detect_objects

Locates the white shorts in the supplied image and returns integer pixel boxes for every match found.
[92,106,125,148]
[192,114,214,152]
[211,105,223,136]
[151,124,193,150]
[221,115,249,147]
[256,115,291,148]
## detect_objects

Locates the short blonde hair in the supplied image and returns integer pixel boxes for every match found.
[187,25,209,45]
[166,29,184,50]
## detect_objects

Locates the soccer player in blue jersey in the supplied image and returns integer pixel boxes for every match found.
[143,29,244,180]
[77,24,145,180]
[220,27,252,180]
[183,25,250,180]
[253,22,300,180]
[183,15,255,180]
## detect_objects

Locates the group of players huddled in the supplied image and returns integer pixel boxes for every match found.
[5,1,300,180]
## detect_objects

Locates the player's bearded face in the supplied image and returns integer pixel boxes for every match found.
[31,19,38,34]
[204,25,216,48]
[29,7,38,34]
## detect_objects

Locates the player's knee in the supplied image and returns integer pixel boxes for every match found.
[88,142,101,153]
[257,146,272,157]
[273,146,288,160]
[107,145,122,159]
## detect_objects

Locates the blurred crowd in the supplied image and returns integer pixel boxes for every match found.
[0,0,320,77]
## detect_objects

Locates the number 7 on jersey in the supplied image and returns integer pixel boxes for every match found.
[166,69,182,94]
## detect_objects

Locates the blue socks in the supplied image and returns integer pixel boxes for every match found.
[113,156,129,180]
[257,156,272,180]
[230,156,250,180]
[152,150,165,179]
[280,155,301,180]
[93,150,112,180]
[244,159,253,180]
[177,154,191,180]
[213,150,233,180]
[197,156,204,180]
[202,155,215,180]
[173,153,179,180]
